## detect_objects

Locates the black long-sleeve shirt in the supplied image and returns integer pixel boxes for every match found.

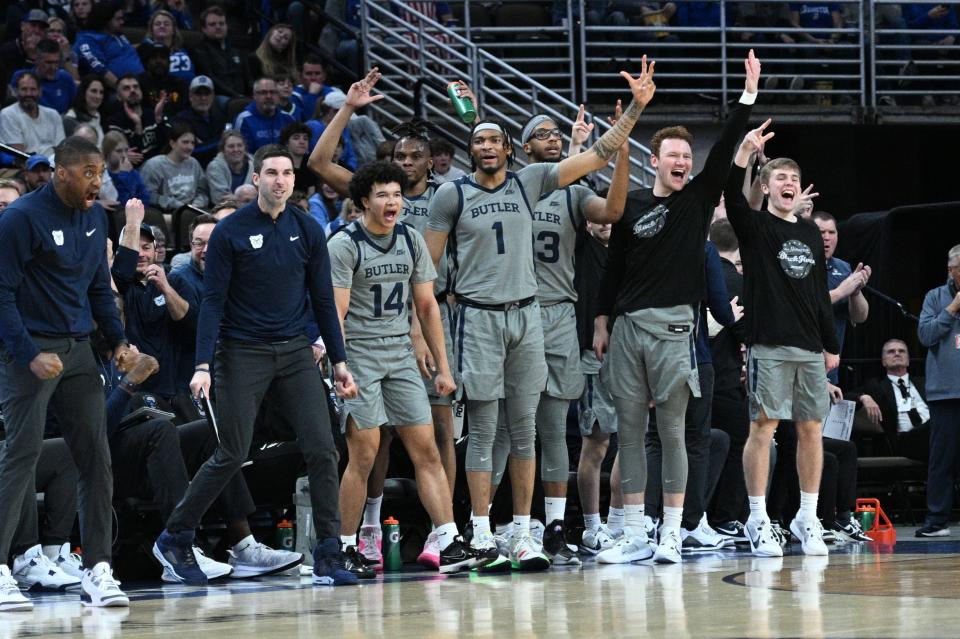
[597,99,754,318]
[711,257,748,392]
[0,183,126,366]
[724,164,840,355]
[195,201,347,365]
[574,230,608,353]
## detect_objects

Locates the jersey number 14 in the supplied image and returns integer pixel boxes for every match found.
[372,282,405,316]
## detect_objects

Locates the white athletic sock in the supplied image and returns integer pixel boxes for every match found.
[544,497,566,525]
[363,495,383,527]
[584,513,601,532]
[471,514,491,536]
[747,495,768,523]
[434,522,458,551]
[608,507,625,532]
[798,491,819,522]
[232,534,255,551]
[340,534,357,549]
[662,506,683,533]
[513,514,531,535]
[624,504,645,533]
[42,544,62,560]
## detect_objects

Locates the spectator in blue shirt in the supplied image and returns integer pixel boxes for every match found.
[11,39,77,115]
[144,10,196,84]
[293,55,336,120]
[74,2,144,87]
[789,3,844,44]
[234,77,296,153]
[103,130,151,208]
[902,3,960,106]
[305,91,358,172]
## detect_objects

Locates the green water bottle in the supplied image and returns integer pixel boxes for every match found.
[447,81,477,124]
[276,519,294,550]
[382,516,402,571]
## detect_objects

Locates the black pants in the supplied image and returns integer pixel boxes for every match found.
[925,400,960,527]
[709,386,751,524]
[111,419,255,523]
[646,364,717,528]
[9,437,79,555]
[898,423,930,463]
[166,337,341,540]
[817,438,858,522]
[0,337,113,567]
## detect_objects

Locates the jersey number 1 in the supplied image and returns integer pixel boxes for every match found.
[372,282,404,316]
[491,221,505,255]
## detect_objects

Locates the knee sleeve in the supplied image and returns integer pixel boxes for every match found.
[490,410,510,486]
[505,393,539,461]
[536,395,571,483]
[613,397,649,495]
[657,393,689,494]
[465,400,499,472]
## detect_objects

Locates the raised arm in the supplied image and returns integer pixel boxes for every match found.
[557,56,656,188]
[307,68,383,197]
[583,100,630,224]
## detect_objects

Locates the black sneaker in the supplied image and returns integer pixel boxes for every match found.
[439,537,476,574]
[832,517,873,543]
[343,546,377,579]
[713,520,750,545]
[916,524,951,538]
[543,520,581,566]
[152,529,208,586]
[312,538,358,586]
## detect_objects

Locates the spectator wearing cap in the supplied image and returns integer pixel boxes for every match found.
[172,75,227,168]
[341,96,385,167]
[10,39,77,115]
[139,121,209,213]
[0,10,49,82]
[20,156,53,193]
[137,41,189,118]
[74,3,143,88]
[305,90,358,171]
[293,55,335,120]
[189,5,252,99]
[0,73,65,161]
[233,77,296,153]
[144,9,195,83]
[205,130,253,203]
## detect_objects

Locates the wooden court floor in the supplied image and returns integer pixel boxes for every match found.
[4,527,960,638]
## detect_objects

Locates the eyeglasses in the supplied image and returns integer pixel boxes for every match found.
[530,128,562,141]
[190,239,208,248]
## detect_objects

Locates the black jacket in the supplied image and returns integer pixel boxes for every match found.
[850,375,927,454]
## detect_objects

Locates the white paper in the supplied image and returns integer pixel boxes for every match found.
[823,400,856,440]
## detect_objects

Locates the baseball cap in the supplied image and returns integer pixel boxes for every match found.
[23,10,50,25]
[119,223,156,243]
[190,75,214,93]
[137,41,170,65]
[26,155,52,171]
[322,90,347,110]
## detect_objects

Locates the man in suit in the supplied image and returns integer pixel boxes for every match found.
[851,339,929,462]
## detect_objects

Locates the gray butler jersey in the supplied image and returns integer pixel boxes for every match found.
[328,220,436,340]
[533,184,593,305]
[427,163,559,304]
[400,181,449,295]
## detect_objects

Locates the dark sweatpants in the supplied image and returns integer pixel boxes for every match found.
[8,437,79,555]
[709,386,751,524]
[0,337,113,567]
[165,337,341,540]
[924,399,960,527]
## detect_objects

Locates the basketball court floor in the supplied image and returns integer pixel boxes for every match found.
[3,527,958,638]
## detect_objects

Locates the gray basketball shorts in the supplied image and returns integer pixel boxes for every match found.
[579,350,617,436]
[425,300,456,407]
[600,306,701,403]
[341,334,433,431]
[452,301,548,401]
[541,301,585,400]
[746,344,830,422]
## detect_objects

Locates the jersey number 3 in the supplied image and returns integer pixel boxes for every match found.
[535,230,559,263]
[372,282,405,316]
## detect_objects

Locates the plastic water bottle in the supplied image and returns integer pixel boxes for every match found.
[446,82,477,124]
[276,519,294,550]
[382,516,402,571]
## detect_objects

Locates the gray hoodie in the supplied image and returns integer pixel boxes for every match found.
[139,154,209,211]
[206,152,254,203]
[919,278,960,401]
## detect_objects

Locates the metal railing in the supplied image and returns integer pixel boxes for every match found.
[360,0,655,187]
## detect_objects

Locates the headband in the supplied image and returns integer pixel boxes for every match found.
[521,115,553,143]
[472,122,504,136]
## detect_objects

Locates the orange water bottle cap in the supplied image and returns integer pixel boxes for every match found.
[384,516,399,525]
[278,519,293,528]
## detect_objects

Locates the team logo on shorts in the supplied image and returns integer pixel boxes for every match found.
[249,234,263,249]
[777,240,815,279]
[52,230,64,246]
[632,204,668,238]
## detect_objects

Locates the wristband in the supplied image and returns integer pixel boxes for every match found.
[195,366,210,373]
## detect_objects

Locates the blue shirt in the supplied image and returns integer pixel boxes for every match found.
[109,169,151,207]
[292,85,333,121]
[168,47,196,82]
[171,259,204,388]
[791,3,841,30]
[306,119,359,171]
[0,182,126,366]
[75,30,144,78]
[195,200,346,365]
[11,69,76,114]
[696,242,736,365]
[826,256,851,383]
[233,103,296,153]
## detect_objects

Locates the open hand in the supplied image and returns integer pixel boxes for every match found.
[346,67,384,108]
[570,104,595,147]
[740,118,775,156]
[620,55,656,108]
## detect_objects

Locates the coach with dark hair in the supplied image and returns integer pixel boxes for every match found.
[0,136,133,609]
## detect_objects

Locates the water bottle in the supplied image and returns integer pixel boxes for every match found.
[382,516,402,571]
[446,82,477,124]
[276,519,294,550]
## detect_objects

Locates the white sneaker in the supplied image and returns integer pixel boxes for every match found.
[596,526,655,564]
[644,516,659,543]
[357,525,382,567]
[0,565,32,611]
[745,519,784,557]
[470,530,510,572]
[681,515,734,552]
[161,547,232,582]
[510,533,550,571]
[12,544,80,591]
[580,525,615,555]
[47,543,84,579]
[790,517,829,556]
[81,562,129,607]
[654,528,682,564]
[529,519,545,546]
[227,537,303,578]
